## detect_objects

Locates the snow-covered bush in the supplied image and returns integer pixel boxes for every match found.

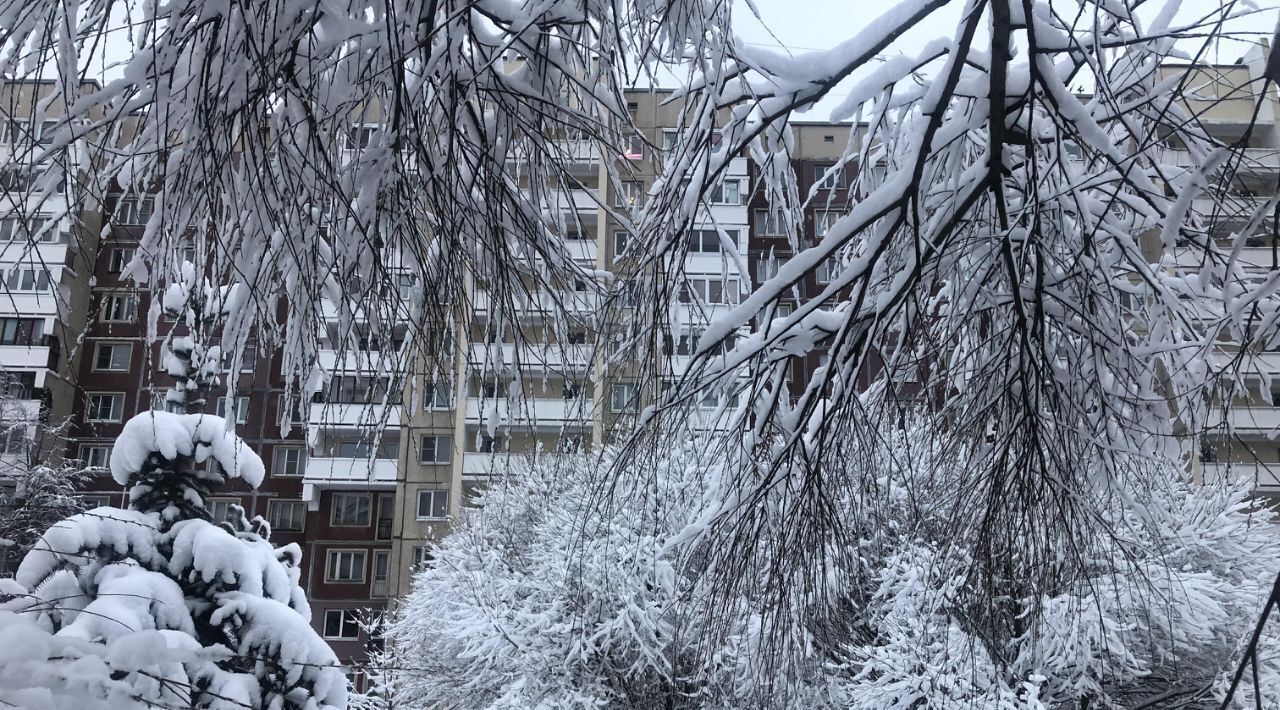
[0,460,87,569]
[383,427,1280,708]
[0,411,346,710]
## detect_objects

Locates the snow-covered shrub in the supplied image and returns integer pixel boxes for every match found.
[0,460,87,567]
[0,411,346,710]
[384,427,1280,709]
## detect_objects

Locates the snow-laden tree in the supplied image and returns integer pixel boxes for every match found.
[4,0,1280,700]
[0,411,347,710]
[0,458,86,569]
[382,427,1280,708]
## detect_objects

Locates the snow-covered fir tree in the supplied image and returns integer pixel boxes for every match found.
[381,427,1280,709]
[0,409,347,710]
[0,261,344,709]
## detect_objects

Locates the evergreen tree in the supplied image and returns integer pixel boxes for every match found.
[0,409,347,710]
[0,268,344,709]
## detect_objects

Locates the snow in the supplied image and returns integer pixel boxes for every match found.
[110,411,265,488]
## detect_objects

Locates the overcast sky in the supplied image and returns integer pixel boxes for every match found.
[729,0,1280,120]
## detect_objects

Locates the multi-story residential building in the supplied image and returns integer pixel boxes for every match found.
[1168,44,1280,493]
[0,80,104,574]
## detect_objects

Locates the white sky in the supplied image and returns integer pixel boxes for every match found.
[729,0,1280,120]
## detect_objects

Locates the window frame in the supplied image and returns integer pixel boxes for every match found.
[84,392,125,423]
[92,342,131,372]
[330,492,373,527]
[100,293,137,323]
[215,396,251,425]
[424,379,453,410]
[206,497,239,524]
[272,446,304,477]
[322,609,362,639]
[80,444,113,470]
[813,163,846,190]
[325,549,368,584]
[415,489,450,521]
[610,382,637,413]
[267,500,306,532]
[419,434,452,465]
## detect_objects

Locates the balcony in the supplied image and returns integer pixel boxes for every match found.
[464,397,592,428]
[1162,148,1280,174]
[301,456,398,505]
[0,345,51,371]
[472,289,601,316]
[468,343,593,370]
[1209,406,1280,435]
[315,349,405,373]
[1202,461,1280,490]
[462,451,567,476]
[308,402,401,428]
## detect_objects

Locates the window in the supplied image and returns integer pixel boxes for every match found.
[416,489,450,520]
[81,494,111,509]
[114,197,153,225]
[0,424,27,454]
[93,343,131,371]
[325,375,392,403]
[756,255,782,282]
[85,393,124,422]
[36,120,56,145]
[372,550,391,597]
[754,209,787,237]
[80,444,112,470]
[272,446,304,477]
[622,133,644,160]
[411,545,434,569]
[101,293,136,322]
[0,216,62,243]
[707,179,741,205]
[816,259,835,284]
[425,379,453,409]
[0,371,35,398]
[562,380,581,399]
[215,396,250,424]
[477,434,504,453]
[687,229,737,253]
[679,278,739,305]
[614,181,644,208]
[419,435,452,464]
[207,498,238,524]
[323,609,362,639]
[331,493,372,526]
[268,500,306,532]
[344,125,379,150]
[108,247,135,273]
[376,493,394,540]
[814,211,841,238]
[221,344,257,372]
[613,230,629,257]
[326,550,367,582]
[676,330,736,357]
[6,267,51,292]
[813,164,845,190]
[610,382,637,413]
[0,318,42,346]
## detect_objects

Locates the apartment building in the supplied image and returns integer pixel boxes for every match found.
[383,88,755,596]
[0,81,104,574]
[1170,44,1280,492]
